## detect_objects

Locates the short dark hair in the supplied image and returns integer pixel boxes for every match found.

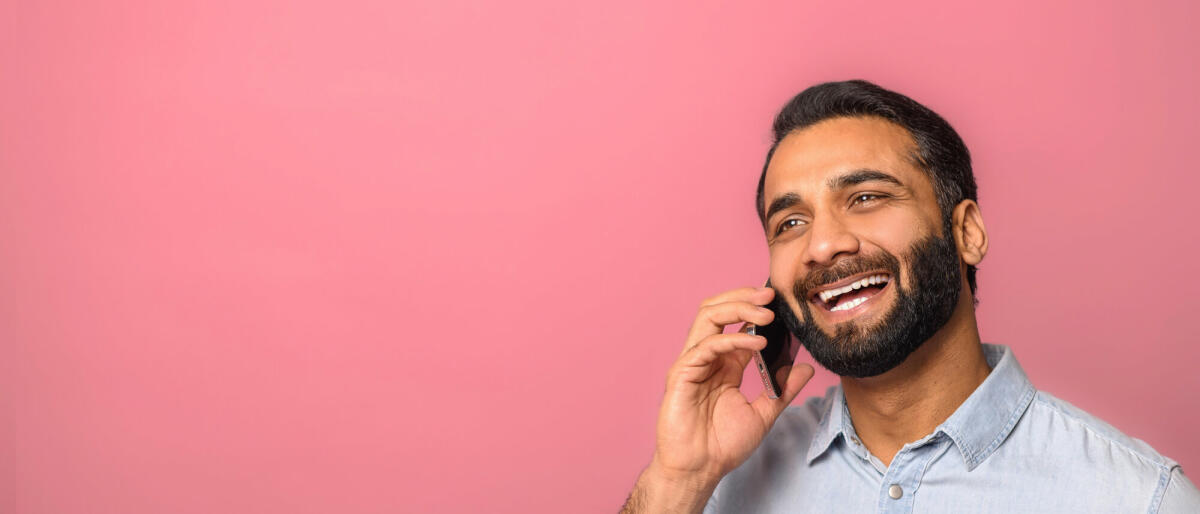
[754,79,979,298]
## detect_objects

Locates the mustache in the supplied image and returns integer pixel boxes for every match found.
[792,251,901,300]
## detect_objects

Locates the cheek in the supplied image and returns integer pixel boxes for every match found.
[768,244,803,298]
[857,211,928,288]
[861,209,924,243]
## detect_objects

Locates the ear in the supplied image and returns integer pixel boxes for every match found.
[952,199,988,266]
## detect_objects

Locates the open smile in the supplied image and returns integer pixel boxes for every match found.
[807,272,893,321]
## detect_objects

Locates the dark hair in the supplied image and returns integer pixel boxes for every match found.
[754,79,979,298]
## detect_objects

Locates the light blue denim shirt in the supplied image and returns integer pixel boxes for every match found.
[704,344,1200,513]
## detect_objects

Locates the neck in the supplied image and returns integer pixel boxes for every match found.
[839,293,991,467]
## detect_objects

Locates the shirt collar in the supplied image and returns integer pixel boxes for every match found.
[806,343,1036,471]
[806,384,848,465]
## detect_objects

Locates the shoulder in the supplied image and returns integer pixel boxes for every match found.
[1012,390,1200,511]
[1025,390,1176,471]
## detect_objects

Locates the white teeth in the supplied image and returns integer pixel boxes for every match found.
[815,274,891,306]
[830,296,869,312]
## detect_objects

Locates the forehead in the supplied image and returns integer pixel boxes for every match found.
[763,116,930,202]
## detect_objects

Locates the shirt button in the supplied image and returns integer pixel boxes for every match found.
[888,484,903,499]
[851,437,861,445]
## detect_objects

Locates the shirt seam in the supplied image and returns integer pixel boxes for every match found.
[966,383,1036,467]
[1032,393,1171,473]
[1147,464,1178,514]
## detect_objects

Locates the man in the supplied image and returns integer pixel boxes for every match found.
[621,80,1199,513]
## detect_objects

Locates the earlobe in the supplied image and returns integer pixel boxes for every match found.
[953,200,988,266]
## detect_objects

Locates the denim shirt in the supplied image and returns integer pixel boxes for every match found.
[704,344,1200,513]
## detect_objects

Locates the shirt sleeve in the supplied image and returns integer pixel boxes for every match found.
[1156,465,1200,513]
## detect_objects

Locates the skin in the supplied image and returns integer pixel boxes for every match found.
[764,116,991,465]
[621,116,991,513]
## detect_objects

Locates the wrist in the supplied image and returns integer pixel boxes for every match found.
[647,458,722,488]
[637,459,722,514]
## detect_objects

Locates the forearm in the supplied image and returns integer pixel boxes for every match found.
[620,461,720,514]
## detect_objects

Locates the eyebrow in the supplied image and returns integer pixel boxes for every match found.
[827,168,904,191]
[764,168,906,223]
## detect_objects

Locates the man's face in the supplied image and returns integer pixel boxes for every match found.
[761,116,965,378]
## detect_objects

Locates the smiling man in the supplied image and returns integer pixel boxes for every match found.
[621,80,1199,513]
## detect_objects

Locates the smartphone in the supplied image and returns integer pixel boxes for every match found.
[748,279,801,399]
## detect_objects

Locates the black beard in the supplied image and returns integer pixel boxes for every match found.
[777,220,963,378]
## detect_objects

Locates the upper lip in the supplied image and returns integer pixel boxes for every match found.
[808,270,892,302]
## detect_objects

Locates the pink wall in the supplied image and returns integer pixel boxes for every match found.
[3,1,1198,512]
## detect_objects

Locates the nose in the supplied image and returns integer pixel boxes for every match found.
[800,214,861,267]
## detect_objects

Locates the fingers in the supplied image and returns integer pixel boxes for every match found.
[683,302,774,353]
[682,287,775,354]
[674,332,767,380]
[750,362,815,425]
[698,286,774,309]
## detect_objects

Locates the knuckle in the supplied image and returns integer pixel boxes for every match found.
[697,334,722,349]
[745,303,772,320]
[734,304,758,322]
[696,303,728,323]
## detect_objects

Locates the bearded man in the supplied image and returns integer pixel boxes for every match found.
[620,80,1199,513]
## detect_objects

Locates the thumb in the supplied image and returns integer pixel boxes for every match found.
[778,363,815,405]
[751,362,815,425]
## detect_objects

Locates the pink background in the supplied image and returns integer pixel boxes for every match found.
[3,1,1198,512]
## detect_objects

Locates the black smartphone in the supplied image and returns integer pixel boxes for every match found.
[748,279,801,399]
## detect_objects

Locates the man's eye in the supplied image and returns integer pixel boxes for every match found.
[852,193,886,206]
[776,219,804,235]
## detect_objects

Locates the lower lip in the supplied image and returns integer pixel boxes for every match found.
[812,282,891,323]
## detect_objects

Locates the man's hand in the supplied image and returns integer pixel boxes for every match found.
[621,286,814,514]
